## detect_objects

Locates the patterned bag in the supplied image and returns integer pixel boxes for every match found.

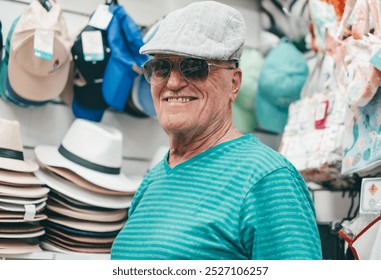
[339,0,381,176]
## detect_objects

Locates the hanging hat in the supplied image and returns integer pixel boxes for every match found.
[71,23,111,122]
[256,39,309,133]
[102,4,148,111]
[34,118,139,192]
[0,118,39,172]
[7,0,72,103]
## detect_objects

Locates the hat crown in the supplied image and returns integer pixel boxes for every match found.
[11,0,71,76]
[140,1,246,60]
[61,119,123,169]
[0,118,23,151]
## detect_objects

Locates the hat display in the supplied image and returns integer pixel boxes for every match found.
[0,118,39,172]
[7,0,72,103]
[0,240,42,255]
[34,118,140,192]
[256,39,309,133]
[140,1,246,61]
[46,201,127,222]
[0,169,43,185]
[0,184,49,198]
[44,165,133,195]
[71,23,110,122]
[34,168,133,209]
[102,4,148,111]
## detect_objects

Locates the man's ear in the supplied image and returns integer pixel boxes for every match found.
[230,68,242,103]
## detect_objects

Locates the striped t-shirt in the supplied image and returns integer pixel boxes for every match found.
[111,134,322,260]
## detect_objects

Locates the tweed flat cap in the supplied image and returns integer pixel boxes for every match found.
[140,1,246,61]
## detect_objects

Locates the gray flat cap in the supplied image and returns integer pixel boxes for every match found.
[140,1,246,61]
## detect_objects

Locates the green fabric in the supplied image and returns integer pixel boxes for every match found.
[111,134,322,260]
[232,102,257,134]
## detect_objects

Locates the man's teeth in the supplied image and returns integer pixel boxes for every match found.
[167,97,191,103]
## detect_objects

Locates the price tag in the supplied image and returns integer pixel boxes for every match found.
[360,178,381,214]
[34,28,54,60]
[81,30,104,61]
[89,4,113,30]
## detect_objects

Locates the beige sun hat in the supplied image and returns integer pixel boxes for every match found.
[0,118,39,172]
[0,169,43,185]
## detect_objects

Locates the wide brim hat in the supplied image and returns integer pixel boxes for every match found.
[0,213,47,223]
[0,240,42,255]
[34,168,134,209]
[46,201,127,222]
[0,169,43,185]
[0,118,39,173]
[8,0,71,102]
[44,164,134,195]
[47,216,125,233]
[0,184,49,198]
[34,118,141,192]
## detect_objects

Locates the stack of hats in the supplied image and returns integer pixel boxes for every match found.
[0,118,49,255]
[0,0,72,107]
[34,119,141,254]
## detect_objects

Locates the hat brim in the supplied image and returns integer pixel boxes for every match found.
[34,145,140,192]
[0,169,43,185]
[256,91,289,134]
[45,165,133,195]
[47,201,127,222]
[0,195,47,206]
[48,216,125,233]
[0,213,47,223]
[34,168,133,209]
[131,75,157,118]
[72,97,105,122]
[0,157,39,173]
[0,184,49,198]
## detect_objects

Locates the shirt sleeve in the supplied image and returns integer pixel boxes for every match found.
[239,167,322,260]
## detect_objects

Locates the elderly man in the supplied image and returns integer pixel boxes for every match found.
[111,1,322,260]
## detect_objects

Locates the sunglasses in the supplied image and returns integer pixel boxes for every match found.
[142,57,236,85]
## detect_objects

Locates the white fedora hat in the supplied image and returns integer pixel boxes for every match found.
[0,118,39,172]
[34,168,133,209]
[34,118,140,192]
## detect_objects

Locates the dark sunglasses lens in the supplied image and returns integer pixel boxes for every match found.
[144,59,171,85]
[180,59,209,84]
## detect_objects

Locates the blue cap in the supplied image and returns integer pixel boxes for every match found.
[102,5,149,111]
[130,75,156,118]
[256,39,308,133]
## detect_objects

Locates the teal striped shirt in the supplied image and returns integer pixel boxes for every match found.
[111,134,322,260]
